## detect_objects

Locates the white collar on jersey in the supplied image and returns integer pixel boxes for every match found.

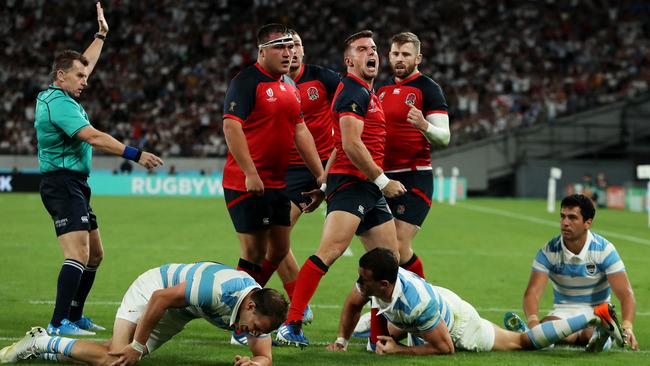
[561,230,594,262]
[375,271,404,315]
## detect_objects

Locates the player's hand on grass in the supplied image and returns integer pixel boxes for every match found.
[96,2,109,36]
[234,355,261,366]
[107,344,142,366]
[381,180,406,198]
[325,342,347,352]
[624,328,639,351]
[137,152,164,170]
[375,335,402,355]
[301,189,324,213]
[406,105,428,131]
[245,174,264,195]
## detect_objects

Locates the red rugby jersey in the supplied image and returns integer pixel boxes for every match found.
[288,64,340,165]
[377,72,448,171]
[330,73,386,180]
[222,63,303,191]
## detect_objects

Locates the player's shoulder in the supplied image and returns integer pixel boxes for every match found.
[304,64,338,79]
[588,231,614,252]
[340,75,370,96]
[410,73,443,92]
[375,77,396,92]
[38,87,73,105]
[542,235,563,253]
[229,64,269,87]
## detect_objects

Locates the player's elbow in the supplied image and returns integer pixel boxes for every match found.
[341,139,359,156]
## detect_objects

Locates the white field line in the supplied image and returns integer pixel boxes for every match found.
[26,300,650,316]
[458,203,650,247]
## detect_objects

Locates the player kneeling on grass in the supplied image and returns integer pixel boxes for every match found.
[0,262,288,366]
[325,248,626,355]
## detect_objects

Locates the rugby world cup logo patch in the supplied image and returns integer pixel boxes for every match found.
[405,93,416,106]
[586,263,597,275]
[266,88,277,102]
[307,86,319,100]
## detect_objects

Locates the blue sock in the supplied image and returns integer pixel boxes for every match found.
[525,313,594,349]
[50,259,84,327]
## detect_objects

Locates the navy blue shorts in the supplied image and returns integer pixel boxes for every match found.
[385,170,433,226]
[39,170,98,237]
[285,161,326,208]
[325,174,393,235]
[224,188,291,233]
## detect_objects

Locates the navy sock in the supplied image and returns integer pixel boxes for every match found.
[69,265,98,322]
[50,259,84,327]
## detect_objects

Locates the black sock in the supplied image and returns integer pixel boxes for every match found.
[69,265,98,322]
[50,259,84,327]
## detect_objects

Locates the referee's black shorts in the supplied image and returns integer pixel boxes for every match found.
[39,170,98,237]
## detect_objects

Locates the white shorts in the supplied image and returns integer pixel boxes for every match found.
[547,304,594,320]
[437,287,495,352]
[115,268,196,353]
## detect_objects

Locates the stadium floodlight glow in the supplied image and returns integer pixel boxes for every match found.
[435,167,444,203]
[547,167,562,213]
[637,165,650,228]
[449,167,459,205]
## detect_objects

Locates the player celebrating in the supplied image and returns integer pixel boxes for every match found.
[0,262,288,366]
[276,30,406,348]
[222,24,324,291]
[504,194,639,351]
[326,248,626,355]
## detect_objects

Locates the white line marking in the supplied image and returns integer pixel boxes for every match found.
[459,203,650,246]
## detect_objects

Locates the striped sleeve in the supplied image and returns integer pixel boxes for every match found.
[532,249,551,273]
[601,244,625,275]
[415,298,441,332]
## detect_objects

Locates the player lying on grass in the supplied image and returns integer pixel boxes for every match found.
[325,248,626,355]
[0,262,288,366]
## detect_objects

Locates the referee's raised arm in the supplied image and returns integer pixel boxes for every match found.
[83,2,109,77]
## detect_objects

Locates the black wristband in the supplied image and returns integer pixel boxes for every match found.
[94,33,106,41]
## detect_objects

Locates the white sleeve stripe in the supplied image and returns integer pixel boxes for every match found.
[189,263,212,305]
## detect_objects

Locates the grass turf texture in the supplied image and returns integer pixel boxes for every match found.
[0,194,648,365]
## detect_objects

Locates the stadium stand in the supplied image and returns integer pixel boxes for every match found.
[0,0,648,156]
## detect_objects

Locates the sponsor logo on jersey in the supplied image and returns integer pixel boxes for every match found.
[307,86,319,100]
[358,205,365,214]
[81,215,89,223]
[262,217,270,225]
[294,90,301,103]
[405,93,416,106]
[393,88,401,94]
[279,84,287,91]
[266,88,277,102]
[378,91,386,101]
[586,263,597,275]
[369,100,376,112]
[54,218,68,228]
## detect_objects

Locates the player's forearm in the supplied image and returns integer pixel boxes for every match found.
[523,292,541,323]
[619,289,636,326]
[82,38,105,77]
[294,126,324,179]
[223,121,258,177]
[341,139,382,180]
[338,294,366,340]
[421,114,450,146]
[79,128,126,156]
[399,342,454,355]
[250,355,271,366]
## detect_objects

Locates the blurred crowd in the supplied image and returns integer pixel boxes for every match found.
[1,0,649,156]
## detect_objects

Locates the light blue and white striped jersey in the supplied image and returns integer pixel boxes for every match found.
[532,231,625,305]
[375,268,454,333]
[158,262,260,330]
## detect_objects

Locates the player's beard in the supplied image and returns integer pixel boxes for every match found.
[392,62,415,79]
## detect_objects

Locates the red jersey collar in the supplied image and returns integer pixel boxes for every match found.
[347,72,372,90]
[255,62,283,81]
[395,71,421,86]
[292,64,305,82]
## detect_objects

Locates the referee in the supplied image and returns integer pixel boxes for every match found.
[34,2,163,336]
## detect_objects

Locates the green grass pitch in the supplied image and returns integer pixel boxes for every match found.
[1,194,648,365]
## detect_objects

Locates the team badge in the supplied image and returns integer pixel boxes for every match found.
[405,93,416,106]
[378,91,386,101]
[586,263,597,275]
[396,204,406,215]
[266,88,277,102]
[307,86,319,100]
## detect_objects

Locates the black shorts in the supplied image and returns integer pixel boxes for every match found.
[224,188,291,233]
[39,170,98,237]
[285,161,326,207]
[325,174,393,235]
[385,170,433,226]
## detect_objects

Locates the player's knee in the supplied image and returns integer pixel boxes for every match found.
[88,248,104,266]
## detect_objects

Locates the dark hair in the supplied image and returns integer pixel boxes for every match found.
[359,248,399,284]
[256,23,289,45]
[288,28,298,36]
[50,50,88,81]
[561,194,596,221]
[344,30,374,55]
[250,288,289,329]
[390,32,421,54]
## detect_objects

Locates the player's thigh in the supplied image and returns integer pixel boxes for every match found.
[394,219,419,256]
[237,231,270,262]
[315,211,361,265]
[267,225,291,262]
[358,219,399,258]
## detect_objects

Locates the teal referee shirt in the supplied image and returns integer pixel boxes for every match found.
[35,85,92,174]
